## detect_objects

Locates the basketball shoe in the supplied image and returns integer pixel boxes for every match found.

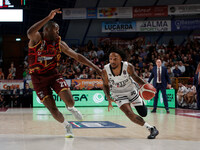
[65,124,74,138]
[68,107,83,121]
[147,126,159,139]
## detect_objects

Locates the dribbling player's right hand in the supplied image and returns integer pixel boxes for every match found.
[48,8,62,19]
[108,98,115,112]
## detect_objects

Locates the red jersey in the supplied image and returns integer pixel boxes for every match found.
[28,36,61,74]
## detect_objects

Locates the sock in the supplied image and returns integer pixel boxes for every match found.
[143,122,153,130]
[68,106,75,110]
[62,120,69,127]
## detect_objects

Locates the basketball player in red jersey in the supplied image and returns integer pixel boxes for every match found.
[102,49,159,139]
[27,8,101,138]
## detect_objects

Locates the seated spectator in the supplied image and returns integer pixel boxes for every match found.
[0,68,5,80]
[178,61,186,76]
[167,68,174,77]
[79,69,88,79]
[91,83,101,90]
[11,85,20,107]
[8,62,16,79]
[97,46,104,58]
[173,64,182,77]
[177,83,188,107]
[142,69,150,79]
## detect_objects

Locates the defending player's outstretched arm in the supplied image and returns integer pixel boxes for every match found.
[60,41,102,75]
[27,8,62,44]
[127,63,146,86]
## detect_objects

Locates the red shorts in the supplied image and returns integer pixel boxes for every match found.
[31,70,69,102]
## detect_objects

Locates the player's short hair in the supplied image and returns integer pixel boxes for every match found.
[108,47,126,60]
[43,21,57,30]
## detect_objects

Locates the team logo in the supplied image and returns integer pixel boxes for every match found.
[123,70,126,75]
[109,74,112,76]
[93,93,104,103]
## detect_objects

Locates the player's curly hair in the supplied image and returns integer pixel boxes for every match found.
[108,47,127,60]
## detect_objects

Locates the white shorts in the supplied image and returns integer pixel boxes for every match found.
[111,89,143,108]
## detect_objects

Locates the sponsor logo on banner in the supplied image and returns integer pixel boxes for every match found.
[137,20,171,32]
[133,6,168,18]
[168,4,200,15]
[87,8,97,19]
[0,80,24,90]
[102,22,136,32]
[172,19,200,31]
[98,7,132,19]
[72,79,103,89]
[33,90,115,107]
[62,8,86,19]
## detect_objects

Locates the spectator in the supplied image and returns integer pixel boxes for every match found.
[8,62,16,79]
[178,61,186,75]
[173,64,182,77]
[91,83,101,90]
[0,68,5,80]
[0,91,5,107]
[22,83,33,107]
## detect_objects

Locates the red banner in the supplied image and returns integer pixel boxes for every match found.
[72,79,103,90]
[133,6,168,18]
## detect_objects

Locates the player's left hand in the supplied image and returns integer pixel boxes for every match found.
[48,8,62,20]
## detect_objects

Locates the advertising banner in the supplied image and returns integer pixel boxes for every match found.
[144,89,175,108]
[102,21,136,32]
[86,8,97,19]
[172,19,200,31]
[72,79,103,89]
[62,8,86,19]
[98,7,132,19]
[0,80,24,90]
[33,89,175,108]
[133,6,168,18]
[33,90,117,107]
[136,20,171,32]
[168,4,200,15]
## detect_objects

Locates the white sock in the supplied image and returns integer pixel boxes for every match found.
[143,122,153,130]
[62,120,69,127]
[68,106,75,110]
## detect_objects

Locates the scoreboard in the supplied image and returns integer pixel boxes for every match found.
[0,0,25,22]
[0,0,26,8]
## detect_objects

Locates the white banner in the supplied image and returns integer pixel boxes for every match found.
[62,8,86,19]
[168,4,200,15]
[0,80,24,90]
[136,20,171,32]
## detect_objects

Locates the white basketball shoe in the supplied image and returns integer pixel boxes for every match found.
[68,107,83,121]
[65,124,74,138]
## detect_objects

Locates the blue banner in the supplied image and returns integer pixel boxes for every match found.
[172,19,200,31]
[102,21,136,32]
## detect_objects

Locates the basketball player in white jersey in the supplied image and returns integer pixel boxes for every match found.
[102,49,159,139]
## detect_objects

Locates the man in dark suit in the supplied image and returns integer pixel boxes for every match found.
[193,69,200,110]
[148,59,171,113]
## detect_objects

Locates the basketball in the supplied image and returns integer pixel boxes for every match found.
[139,83,156,100]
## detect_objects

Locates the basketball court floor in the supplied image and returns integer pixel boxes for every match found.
[0,107,200,150]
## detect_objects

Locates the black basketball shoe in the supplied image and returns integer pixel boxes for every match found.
[147,126,159,139]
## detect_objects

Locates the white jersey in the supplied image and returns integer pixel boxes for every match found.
[104,61,142,107]
[104,61,139,93]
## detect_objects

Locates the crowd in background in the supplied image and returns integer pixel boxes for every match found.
[0,37,200,109]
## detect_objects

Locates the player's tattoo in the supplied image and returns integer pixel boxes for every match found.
[135,116,145,124]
